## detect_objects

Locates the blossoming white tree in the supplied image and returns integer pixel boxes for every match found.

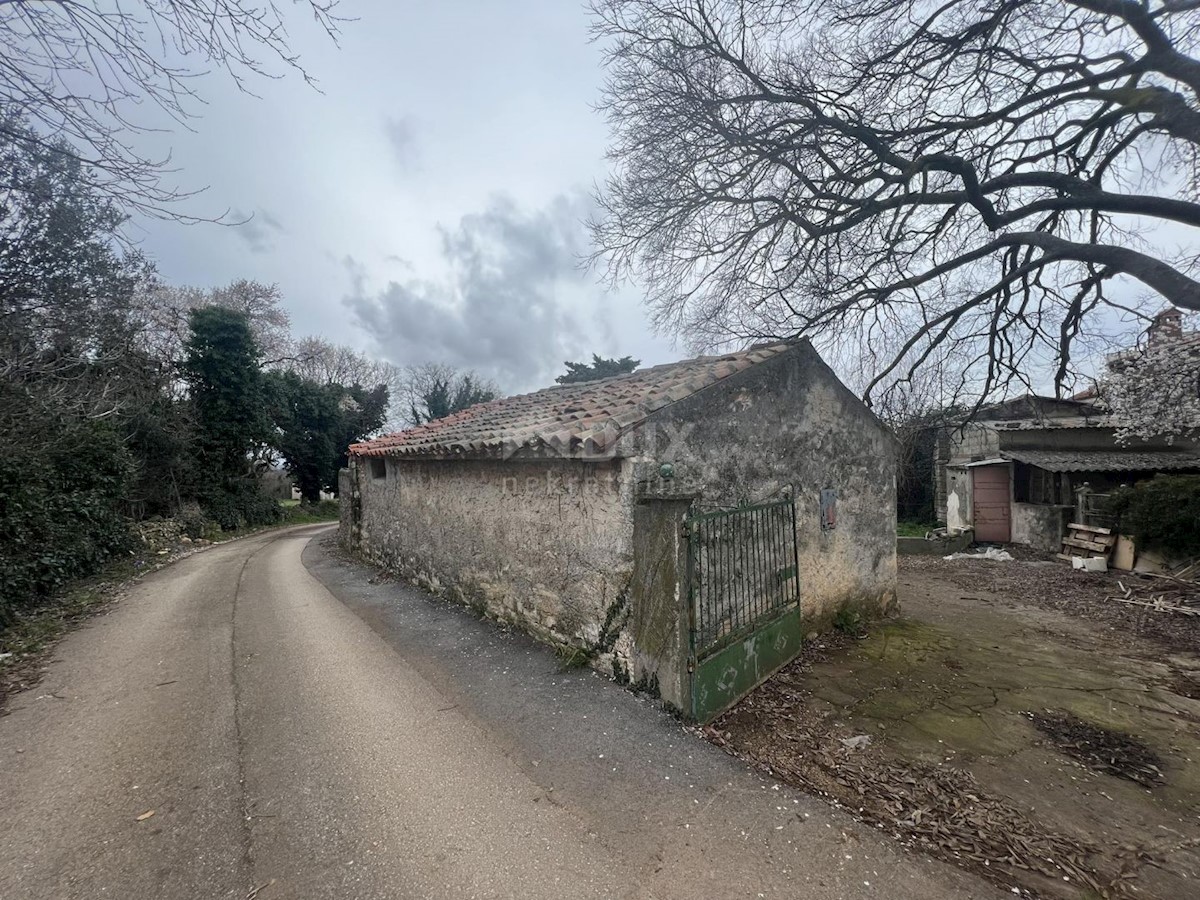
[1101,316,1200,444]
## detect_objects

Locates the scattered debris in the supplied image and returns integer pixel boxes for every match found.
[719,693,1109,897]
[839,734,872,750]
[1108,579,1200,618]
[135,810,155,822]
[906,555,1200,653]
[944,547,1014,562]
[1026,711,1163,788]
[1171,674,1200,700]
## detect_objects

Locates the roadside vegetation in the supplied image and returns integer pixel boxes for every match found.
[0,115,388,634]
[0,498,339,709]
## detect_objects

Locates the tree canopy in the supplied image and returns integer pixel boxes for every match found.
[1,116,148,402]
[0,109,399,619]
[269,372,388,502]
[402,364,499,425]
[590,0,1200,406]
[556,354,641,384]
[180,307,279,528]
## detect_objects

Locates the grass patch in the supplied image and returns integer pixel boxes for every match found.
[897,520,936,538]
[199,499,338,542]
[555,643,593,671]
[281,499,339,525]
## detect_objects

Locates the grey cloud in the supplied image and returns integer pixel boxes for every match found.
[383,115,420,171]
[343,192,603,391]
[231,208,284,254]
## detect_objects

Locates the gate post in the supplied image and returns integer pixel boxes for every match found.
[630,498,693,714]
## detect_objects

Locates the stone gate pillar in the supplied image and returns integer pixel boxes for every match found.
[629,497,693,714]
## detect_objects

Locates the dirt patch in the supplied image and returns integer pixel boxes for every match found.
[713,559,1200,899]
[1027,711,1163,788]
[714,682,1110,898]
[1172,674,1200,701]
[903,555,1200,654]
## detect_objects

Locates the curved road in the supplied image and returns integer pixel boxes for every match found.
[0,525,1001,899]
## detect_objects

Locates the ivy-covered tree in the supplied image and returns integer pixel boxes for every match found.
[181,307,278,528]
[269,372,388,502]
[556,354,640,384]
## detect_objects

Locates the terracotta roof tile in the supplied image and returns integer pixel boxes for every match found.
[351,341,796,460]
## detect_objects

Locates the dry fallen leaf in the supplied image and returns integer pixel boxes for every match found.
[136,810,155,822]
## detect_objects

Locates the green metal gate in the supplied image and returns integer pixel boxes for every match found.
[686,498,802,722]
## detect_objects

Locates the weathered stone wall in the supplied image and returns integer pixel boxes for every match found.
[622,343,898,625]
[947,423,1001,463]
[346,341,898,695]
[337,467,355,546]
[350,456,637,663]
[1012,502,1071,552]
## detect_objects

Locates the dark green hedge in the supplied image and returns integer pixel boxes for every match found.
[1108,475,1200,558]
[0,420,136,625]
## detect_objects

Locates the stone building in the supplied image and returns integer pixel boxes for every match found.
[341,339,896,721]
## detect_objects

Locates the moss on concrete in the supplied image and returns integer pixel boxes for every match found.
[803,614,1200,801]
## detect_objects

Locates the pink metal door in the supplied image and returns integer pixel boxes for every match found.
[972,465,1011,543]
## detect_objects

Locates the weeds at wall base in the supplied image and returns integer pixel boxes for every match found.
[341,537,642,687]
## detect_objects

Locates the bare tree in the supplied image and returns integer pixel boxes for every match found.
[0,0,342,219]
[397,363,500,428]
[290,336,397,387]
[135,278,292,364]
[590,0,1200,406]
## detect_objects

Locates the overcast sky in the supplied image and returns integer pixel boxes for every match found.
[133,1,676,394]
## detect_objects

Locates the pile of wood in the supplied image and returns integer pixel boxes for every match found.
[1056,522,1117,564]
[1108,576,1200,618]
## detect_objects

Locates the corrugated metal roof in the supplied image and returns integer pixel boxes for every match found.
[1001,450,1200,473]
[351,341,797,460]
[990,417,1113,430]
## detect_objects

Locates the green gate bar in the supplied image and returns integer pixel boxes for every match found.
[686,498,802,722]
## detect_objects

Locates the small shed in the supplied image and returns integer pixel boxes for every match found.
[937,396,1200,549]
[342,339,896,721]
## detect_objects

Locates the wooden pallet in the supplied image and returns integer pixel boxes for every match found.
[1056,522,1117,563]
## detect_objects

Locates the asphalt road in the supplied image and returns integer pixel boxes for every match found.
[0,525,1003,899]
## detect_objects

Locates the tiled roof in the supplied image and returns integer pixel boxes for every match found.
[351,342,797,460]
[1002,449,1200,473]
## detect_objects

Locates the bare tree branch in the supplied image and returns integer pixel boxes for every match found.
[589,0,1200,405]
[0,0,343,221]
